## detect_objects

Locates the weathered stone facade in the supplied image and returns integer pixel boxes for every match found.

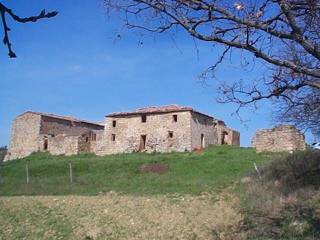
[96,105,240,155]
[5,105,240,160]
[215,121,240,146]
[5,112,104,161]
[252,125,306,153]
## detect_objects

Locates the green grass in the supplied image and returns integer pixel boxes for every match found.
[0,145,265,196]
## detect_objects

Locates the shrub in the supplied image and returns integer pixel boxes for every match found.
[261,150,320,194]
[242,150,320,239]
[0,146,7,163]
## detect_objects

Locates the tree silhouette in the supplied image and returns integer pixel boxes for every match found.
[0,3,58,58]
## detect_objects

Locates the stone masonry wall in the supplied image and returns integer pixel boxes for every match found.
[215,123,240,146]
[97,111,193,155]
[40,116,103,136]
[5,112,104,161]
[4,113,42,161]
[48,133,93,156]
[91,131,104,153]
[252,125,306,152]
[191,112,218,149]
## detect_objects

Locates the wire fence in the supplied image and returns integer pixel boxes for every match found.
[0,161,76,185]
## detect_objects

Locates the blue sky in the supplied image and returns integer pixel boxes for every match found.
[1,0,304,147]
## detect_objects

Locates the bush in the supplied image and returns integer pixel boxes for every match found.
[0,146,7,163]
[242,150,320,239]
[261,150,320,194]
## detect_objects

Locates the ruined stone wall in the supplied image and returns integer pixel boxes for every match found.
[78,134,91,153]
[230,130,240,146]
[191,112,218,149]
[97,111,192,155]
[252,125,306,152]
[91,131,104,154]
[47,134,92,156]
[40,116,103,136]
[48,135,68,155]
[215,123,240,146]
[4,113,42,161]
[64,136,81,156]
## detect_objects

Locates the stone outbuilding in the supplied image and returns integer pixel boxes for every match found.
[4,111,104,161]
[5,105,240,161]
[95,105,240,155]
[252,125,306,153]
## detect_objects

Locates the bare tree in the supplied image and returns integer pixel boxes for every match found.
[0,3,58,58]
[104,0,320,133]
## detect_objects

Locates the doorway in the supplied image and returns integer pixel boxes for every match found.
[43,138,48,151]
[201,134,205,149]
[221,131,229,145]
[139,135,146,151]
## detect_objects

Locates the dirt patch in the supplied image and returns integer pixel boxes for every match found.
[139,163,169,174]
[193,148,204,154]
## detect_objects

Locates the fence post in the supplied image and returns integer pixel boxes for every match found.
[69,162,73,183]
[254,162,262,179]
[0,163,3,184]
[26,163,29,184]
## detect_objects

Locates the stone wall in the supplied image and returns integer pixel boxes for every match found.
[90,130,104,153]
[47,133,92,156]
[4,113,42,161]
[5,112,104,161]
[97,111,193,155]
[40,115,103,136]
[191,112,218,149]
[215,123,240,146]
[252,125,306,152]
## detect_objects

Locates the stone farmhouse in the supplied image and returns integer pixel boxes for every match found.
[5,105,240,161]
[4,111,104,161]
[97,105,240,155]
[252,125,306,153]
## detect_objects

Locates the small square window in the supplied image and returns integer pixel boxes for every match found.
[141,114,147,123]
[112,120,117,127]
[168,131,174,138]
[111,134,116,141]
[173,115,178,122]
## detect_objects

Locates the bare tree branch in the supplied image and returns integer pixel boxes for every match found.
[104,0,320,133]
[0,3,58,58]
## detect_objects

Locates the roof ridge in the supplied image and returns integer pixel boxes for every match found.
[19,111,104,127]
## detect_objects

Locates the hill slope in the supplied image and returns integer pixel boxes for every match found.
[0,146,265,196]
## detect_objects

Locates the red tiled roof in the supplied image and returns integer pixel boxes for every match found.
[18,111,104,127]
[106,105,214,119]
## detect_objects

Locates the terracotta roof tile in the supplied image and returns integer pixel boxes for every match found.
[106,105,214,119]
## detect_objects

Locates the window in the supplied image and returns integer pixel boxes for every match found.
[173,114,178,122]
[91,134,97,141]
[168,131,174,138]
[141,114,147,123]
[112,120,117,127]
[85,137,89,143]
[111,134,116,141]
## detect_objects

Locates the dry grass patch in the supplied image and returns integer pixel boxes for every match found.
[0,192,244,240]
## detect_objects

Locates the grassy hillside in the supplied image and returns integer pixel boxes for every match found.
[0,145,265,196]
